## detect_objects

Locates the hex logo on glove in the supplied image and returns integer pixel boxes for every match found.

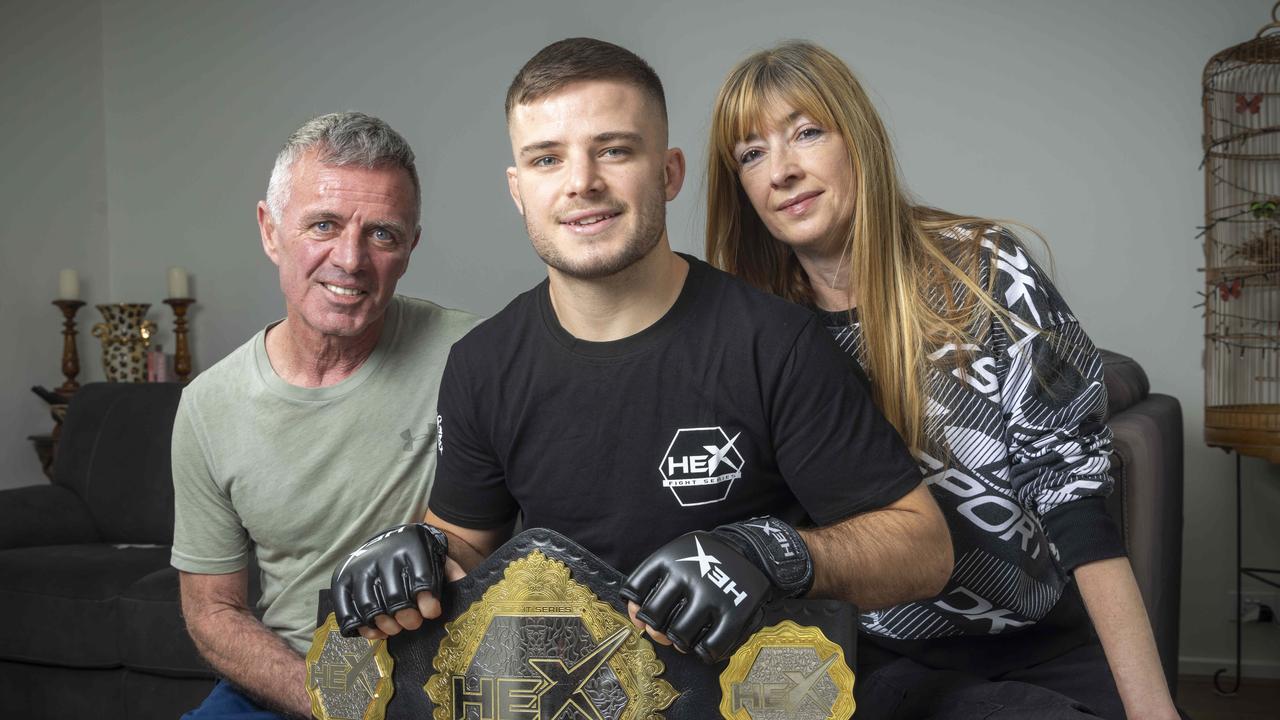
[678,536,749,607]
[659,426,745,507]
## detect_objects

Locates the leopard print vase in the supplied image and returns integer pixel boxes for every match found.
[92,304,156,382]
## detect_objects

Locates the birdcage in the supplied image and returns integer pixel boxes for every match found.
[1203,7,1280,463]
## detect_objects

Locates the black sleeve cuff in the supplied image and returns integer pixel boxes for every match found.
[426,502,517,532]
[810,468,923,527]
[1039,496,1127,572]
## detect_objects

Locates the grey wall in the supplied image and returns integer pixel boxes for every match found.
[5,0,1279,678]
[1,0,108,487]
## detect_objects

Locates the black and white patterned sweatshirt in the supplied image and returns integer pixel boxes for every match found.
[820,228,1125,642]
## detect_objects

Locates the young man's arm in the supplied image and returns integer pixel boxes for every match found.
[179,569,310,718]
[429,509,512,572]
[763,317,953,610]
[628,481,951,651]
[801,480,951,608]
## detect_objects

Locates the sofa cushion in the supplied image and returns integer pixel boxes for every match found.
[0,484,99,549]
[55,383,183,544]
[118,567,214,678]
[0,656,217,720]
[1099,349,1149,417]
[0,544,170,667]
[0,660,126,719]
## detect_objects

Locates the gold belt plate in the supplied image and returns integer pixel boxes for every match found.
[718,620,856,720]
[426,550,679,720]
[307,613,395,720]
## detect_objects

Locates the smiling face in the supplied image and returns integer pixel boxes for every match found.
[505,80,685,280]
[733,104,856,258]
[257,150,420,343]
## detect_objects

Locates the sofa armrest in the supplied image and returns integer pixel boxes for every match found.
[1105,392,1183,693]
[0,484,100,549]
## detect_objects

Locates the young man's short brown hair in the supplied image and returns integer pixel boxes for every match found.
[505,37,667,122]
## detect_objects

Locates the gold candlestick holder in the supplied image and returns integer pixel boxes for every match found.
[164,298,195,383]
[52,300,85,396]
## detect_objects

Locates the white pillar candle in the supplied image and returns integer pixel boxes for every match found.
[58,269,80,300]
[167,266,189,298]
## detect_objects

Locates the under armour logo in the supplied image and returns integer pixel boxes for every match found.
[400,428,430,452]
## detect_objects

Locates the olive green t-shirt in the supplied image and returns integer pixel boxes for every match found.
[170,295,479,653]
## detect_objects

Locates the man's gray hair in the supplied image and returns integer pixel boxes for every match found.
[265,112,420,224]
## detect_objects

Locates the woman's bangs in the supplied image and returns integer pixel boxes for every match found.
[713,70,770,167]
[716,63,836,167]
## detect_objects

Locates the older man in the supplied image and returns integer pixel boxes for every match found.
[171,112,477,718]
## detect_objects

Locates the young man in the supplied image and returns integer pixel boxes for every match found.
[332,39,952,664]
[172,112,477,718]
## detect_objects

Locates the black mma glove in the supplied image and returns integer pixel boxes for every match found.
[620,517,813,664]
[711,516,814,599]
[330,523,449,637]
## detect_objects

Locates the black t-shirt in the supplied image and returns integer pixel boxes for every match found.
[429,255,921,572]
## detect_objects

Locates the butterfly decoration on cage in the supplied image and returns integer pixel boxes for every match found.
[1219,278,1243,301]
[1236,93,1264,114]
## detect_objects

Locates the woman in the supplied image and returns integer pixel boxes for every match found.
[706,41,1176,720]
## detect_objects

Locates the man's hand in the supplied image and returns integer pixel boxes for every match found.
[619,517,813,664]
[331,523,452,639]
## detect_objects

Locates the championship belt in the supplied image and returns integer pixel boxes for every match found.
[307,528,857,720]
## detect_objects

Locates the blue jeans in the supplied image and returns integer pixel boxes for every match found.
[181,680,289,720]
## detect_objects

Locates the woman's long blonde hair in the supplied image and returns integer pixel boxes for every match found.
[706,41,1027,452]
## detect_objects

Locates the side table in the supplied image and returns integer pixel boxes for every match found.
[27,434,54,480]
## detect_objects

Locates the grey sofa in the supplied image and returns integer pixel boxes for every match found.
[0,352,1182,719]
[0,383,217,718]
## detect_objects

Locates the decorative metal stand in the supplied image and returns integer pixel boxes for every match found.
[52,300,84,396]
[164,298,194,384]
[1213,453,1280,695]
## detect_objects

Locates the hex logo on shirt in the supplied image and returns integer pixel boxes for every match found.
[659,426,744,507]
